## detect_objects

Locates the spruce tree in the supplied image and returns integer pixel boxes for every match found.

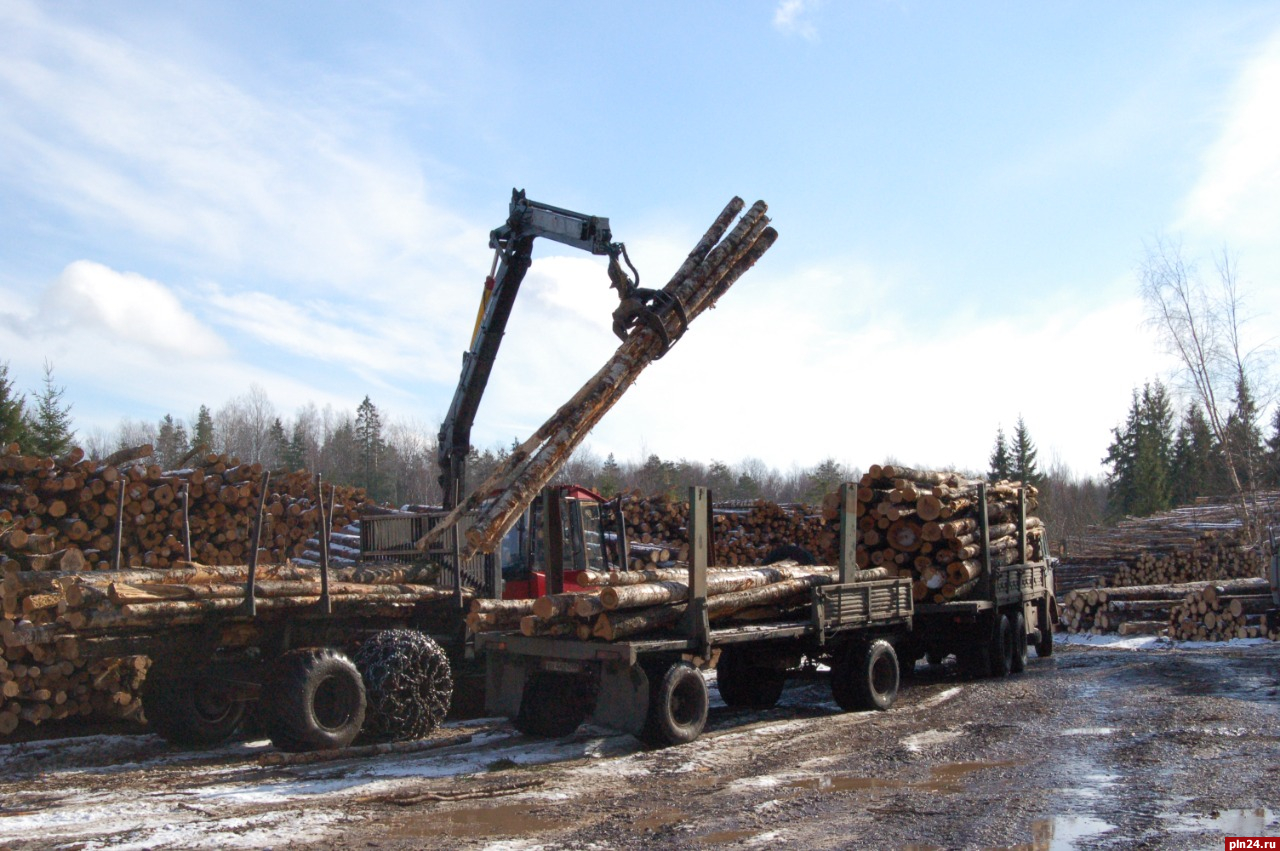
[1010,415,1043,486]
[1104,382,1175,518]
[355,396,386,499]
[1170,405,1219,504]
[284,420,310,472]
[26,362,75,458]
[267,418,288,469]
[0,360,29,450]
[1224,375,1264,489]
[155,414,190,468]
[193,405,214,452]
[599,452,622,497]
[1265,406,1280,489]
[988,426,1012,483]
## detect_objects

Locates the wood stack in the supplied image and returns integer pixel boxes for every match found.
[1058,577,1275,637]
[619,492,837,567]
[1168,578,1278,641]
[1,560,452,735]
[464,562,874,642]
[1061,493,1279,587]
[854,465,1044,603]
[0,442,371,573]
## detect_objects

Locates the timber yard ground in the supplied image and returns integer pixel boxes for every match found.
[1,637,1278,851]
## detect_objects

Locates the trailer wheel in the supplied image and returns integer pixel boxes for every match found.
[143,673,246,747]
[513,672,593,738]
[831,639,899,712]
[354,629,453,742]
[640,662,708,747]
[763,544,816,566]
[989,614,1014,678]
[1035,600,1056,658]
[715,647,785,708]
[263,648,366,752]
[1010,611,1028,674]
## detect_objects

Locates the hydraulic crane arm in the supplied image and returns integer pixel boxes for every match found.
[437,190,649,509]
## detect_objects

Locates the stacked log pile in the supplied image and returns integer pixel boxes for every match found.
[1061,493,1279,587]
[464,562,883,642]
[619,492,838,567]
[853,465,1044,603]
[1,561,451,734]
[1168,578,1278,641]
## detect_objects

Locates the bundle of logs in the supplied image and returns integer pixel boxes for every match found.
[1060,493,1279,587]
[1,560,455,734]
[464,561,889,642]
[1060,577,1279,641]
[853,465,1043,603]
[619,492,838,567]
[1168,578,1278,642]
[0,442,370,573]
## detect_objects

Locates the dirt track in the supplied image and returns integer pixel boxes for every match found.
[2,638,1278,850]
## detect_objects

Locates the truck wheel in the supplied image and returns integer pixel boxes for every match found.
[263,648,366,752]
[514,672,592,738]
[1010,611,1028,674]
[715,647,785,708]
[989,614,1014,678]
[763,544,816,566]
[143,673,246,747]
[831,639,899,712]
[1035,601,1055,657]
[640,662,708,747]
[354,629,453,741]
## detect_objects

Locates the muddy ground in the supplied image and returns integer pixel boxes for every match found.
[1,637,1278,850]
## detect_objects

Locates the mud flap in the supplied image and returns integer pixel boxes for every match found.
[590,661,649,736]
[485,653,535,719]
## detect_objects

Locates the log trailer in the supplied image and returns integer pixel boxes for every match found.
[475,482,1055,747]
[90,191,692,752]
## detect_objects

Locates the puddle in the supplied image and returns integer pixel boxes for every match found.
[631,808,686,831]
[788,760,1022,796]
[698,828,761,844]
[387,803,572,839]
[1165,807,1276,835]
[993,815,1115,850]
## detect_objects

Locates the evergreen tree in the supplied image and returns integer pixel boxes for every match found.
[284,420,309,472]
[1103,382,1174,518]
[354,396,387,499]
[267,418,288,470]
[0,360,29,450]
[806,458,846,504]
[598,452,622,497]
[193,405,214,451]
[987,426,1012,482]
[155,414,190,469]
[1010,415,1043,486]
[1170,405,1219,504]
[26,362,75,457]
[1223,375,1264,489]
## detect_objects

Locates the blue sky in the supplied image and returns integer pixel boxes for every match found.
[2,1,1278,477]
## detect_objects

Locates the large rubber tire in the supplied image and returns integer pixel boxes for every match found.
[354,629,453,742]
[989,614,1014,678]
[1035,601,1055,658]
[762,544,817,566]
[640,662,708,747]
[715,647,785,709]
[143,673,246,747]
[1011,611,1028,674]
[831,639,899,712]
[262,648,366,753]
[513,672,593,738]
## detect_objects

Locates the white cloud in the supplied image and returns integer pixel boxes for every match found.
[773,0,819,40]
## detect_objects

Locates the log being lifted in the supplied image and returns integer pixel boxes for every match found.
[417,197,777,558]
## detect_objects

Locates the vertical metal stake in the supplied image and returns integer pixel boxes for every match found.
[317,475,332,615]
[543,488,564,596]
[244,471,270,617]
[838,482,858,583]
[687,486,711,660]
[112,479,125,571]
[180,483,192,564]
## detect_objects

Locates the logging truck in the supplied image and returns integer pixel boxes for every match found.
[475,481,1056,747]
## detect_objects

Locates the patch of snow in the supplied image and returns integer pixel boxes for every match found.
[1056,633,1276,651]
[902,728,964,752]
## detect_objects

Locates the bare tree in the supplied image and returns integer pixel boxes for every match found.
[1140,238,1270,543]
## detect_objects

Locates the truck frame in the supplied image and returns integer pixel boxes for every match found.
[476,481,1055,746]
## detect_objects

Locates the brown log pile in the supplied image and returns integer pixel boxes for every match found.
[619,492,838,567]
[854,465,1044,603]
[465,561,856,641]
[1168,578,1278,642]
[1060,493,1280,587]
[0,442,371,573]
